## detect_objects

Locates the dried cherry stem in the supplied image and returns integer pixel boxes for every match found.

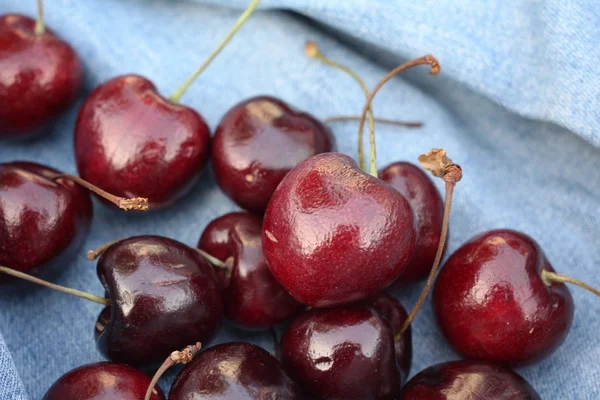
[270,328,280,360]
[52,174,148,211]
[0,266,109,305]
[144,342,202,400]
[305,41,374,171]
[169,0,260,103]
[358,55,440,177]
[542,270,600,297]
[35,0,45,35]
[323,115,423,128]
[194,248,234,279]
[87,240,120,260]
[395,149,461,339]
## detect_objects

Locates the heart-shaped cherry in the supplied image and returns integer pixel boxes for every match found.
[0,3,82,139]
[281,304,401,399]
[43,362,165,400]
[169,342,303,399]
[432,229,595,365]
[74,1,260,208]
[198,211,303,330]
[379,161,444,286]
[399,360,541,399]
[0,161,92,281]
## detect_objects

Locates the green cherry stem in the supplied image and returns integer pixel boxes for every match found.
[34,0,45,35]
[323,115,423,128]
[542,270,600,297]
[169,0,261,103]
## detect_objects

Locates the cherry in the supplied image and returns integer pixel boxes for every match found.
[74,0,260,208]
[432,229,594,365]
[0,161,92,282]
[379,161,444,286]
[281,304,401,399]
[43,362,165,400]
[0,2,82,139]
[198,211,303,330]
[212,96,334,213]
[400,360,541,399]
[169,342,303,399]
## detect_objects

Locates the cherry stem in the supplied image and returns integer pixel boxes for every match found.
[144,342,202,400]
[305,41,374,171]
[169,0,260,103]
[323,115,422,128]
[34,0,45,35]
[87,240,120,261]
[52,174,148,211]
[358,55,440,177]
[542,270,600,297]
[0,266,109,306]
[194,248,234,279]
[396,149,461,339]
[270,328,280,360]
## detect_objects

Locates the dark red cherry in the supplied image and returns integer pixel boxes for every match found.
[0,161,92,282]
[379,161,444,286]
[212,96,334,213]
[281,305,400,399]
[169,342,303,399]
[95,236,223,368]
[74,75,210,208]
[0,14,82,139]
[262,152,416,307]
[433,229,574,366]
[43,362,165,400]
[198,212,303,330]
[400,360,541,399]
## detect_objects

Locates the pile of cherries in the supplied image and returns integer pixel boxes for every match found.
[1,1,598,399]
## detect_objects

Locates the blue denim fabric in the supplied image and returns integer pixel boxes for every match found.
[0,1,599,399]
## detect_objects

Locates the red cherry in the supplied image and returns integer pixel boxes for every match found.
[262,152,416,307]
[212,96,334,213]
[400,360,541,399]
[0,161,91,282]
[379,162,444,286]
[0,14,81,139]
[198,212,303,330]
[434,229,574,365]
[43,362,165,400]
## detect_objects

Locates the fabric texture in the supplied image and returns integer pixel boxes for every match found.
[0,0,599,399]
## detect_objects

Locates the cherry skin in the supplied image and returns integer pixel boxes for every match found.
[400,360,541,400]
[74,75,210,208]
[281,304,401,399]
[0,161,92,282]
[169,342,303,399]
[212,96,334,213]
[379,161,444,286]
[43,362,165,400]
[95,236,223,368]
[0,14,82,139]
[198,212,303,330]
[262,152,416,307]
[433,229,574,366]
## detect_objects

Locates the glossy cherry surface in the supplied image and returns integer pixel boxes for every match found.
[198,212,302,330]
[43,362,165,400]
[379,161,444,286]
[95,236,223,368]
[212,96,333,213]
[263,152,416,307]
[74,75,211,208]
[434,229,574,366]
[0,161,92,282]
[0,14,82,139]
[169,342,303,399]
[281,305,400,399]
[400,360,541,400]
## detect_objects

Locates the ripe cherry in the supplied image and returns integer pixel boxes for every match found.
[433,229,597,366]
[400,360,541,399]
[43,362,165,400]
[198,212,303,330]
[0,3,81,139]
